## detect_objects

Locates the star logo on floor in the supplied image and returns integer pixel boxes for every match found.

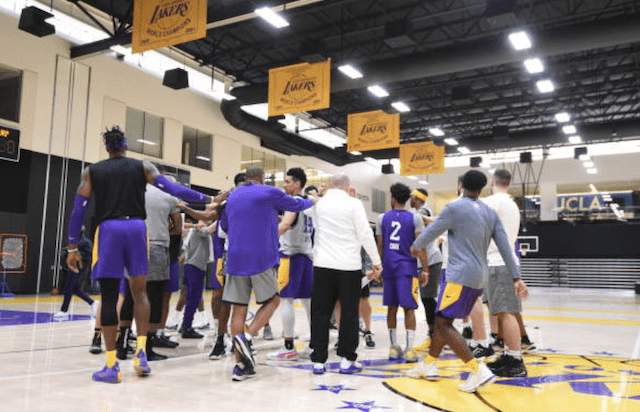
[314,384,355,394]
[336,401,390,411]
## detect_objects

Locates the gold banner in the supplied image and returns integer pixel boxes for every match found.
[268,60,331,117]
[400,141,446,175]
[347,110,400,152]
[132,0,208,54]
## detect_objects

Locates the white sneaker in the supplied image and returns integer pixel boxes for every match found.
[267,346,299,361]
[53,311,69,321]
[459,363,495,393]
[91,301,100,317]
[166,311,183,330]
[299,346,314,359]
[193,312,210,329]
[406,362,439,380]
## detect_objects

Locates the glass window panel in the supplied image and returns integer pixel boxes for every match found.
[125,107,144,154]
[0,64,22,123]
[143,113,163,158]
[182,126,197,166]
[196,131,212,170]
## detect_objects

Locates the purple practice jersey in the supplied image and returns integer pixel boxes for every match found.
[378,209,422,278]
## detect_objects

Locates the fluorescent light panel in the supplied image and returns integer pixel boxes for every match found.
[524,58,544,73]
[136,139,158,145]
[586,168,598,174]
[407,176,418,180]
[508,31,532,50]
[196,156,210,161]
[579,154,591,161]
[255,7,290,28]
[589,184,597,192]
[338,64,363,79]
[391,101,411,112]
[458,146,470,154]
[349,150,362,155]
[429,128,445,137]
[555,112,570,123]
[536,79,555,93]
[419,180,428,185]
[568,135,582,144]
[583,161,595,168]
[563,125,577,134]
[444,138,458,146]
[367,85,389,97]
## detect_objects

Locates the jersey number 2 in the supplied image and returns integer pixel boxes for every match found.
[390,221,402,241]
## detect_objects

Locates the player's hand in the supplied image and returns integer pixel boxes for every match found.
[66,249,82,273]
[177,202,187,210]
[514,279,529,300]
[419,270,429,287]
[213,190,229,204]
[372,264,382,281]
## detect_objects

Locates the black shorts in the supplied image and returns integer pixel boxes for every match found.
[360,273,370,298]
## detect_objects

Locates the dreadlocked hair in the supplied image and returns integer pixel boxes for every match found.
[103,126,127,152]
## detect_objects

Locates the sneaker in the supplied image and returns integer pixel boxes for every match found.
[406,361,439,380]
[53,311,69,321]
[299,346,314,359]
[404,347,419,363]
[153,334,179,349]
[415,337,431,352]
[471,344,495,360]
[232,363,256,381]
[359,319,366,336]
[89,333,102,354]
[312,363,326,375]
[459,363,495,393]
[521,337,537,353]
[181,327,204,339]
[92,363,121,383]
[133,350,151,375]
[490,354,528,377]
[116,329,131,361]
[339,360,363,374]
[389,345,404,360]
[165,312,182,330]
[209,335,226,360]
[462,326,473,340]
[91,301,100,317]
[247,336,257,356]
[263,325,274,340]
[233,334,256,368]
[363,331,375,349]
[193,312,210,330]
[268,346,299,361]
[146,349,168,361]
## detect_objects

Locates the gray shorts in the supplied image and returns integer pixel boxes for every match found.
[419,263,442,299]
[147,244,170,282]
[222,267,278,306]
[486,265,522,316]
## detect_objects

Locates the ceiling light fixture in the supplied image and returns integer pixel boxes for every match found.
[562,125,577,134]
[391,101,411,112]
[407,176,418,180]
[255,7,290,28]
[536,79,555,93]
[444,138,459,146]
[429,128,445,137]
[349,150,362,155]
[367,85,389,97]
[583,161,595,168]
[555,112,570,123]
[586,168,598,174]
[508,31,532,50]
[419,180,429,185]
[579,154,591,161]
[338,64,363,79]
[523,57,544,73]
[568,135,582,144]
[458,147,470,154]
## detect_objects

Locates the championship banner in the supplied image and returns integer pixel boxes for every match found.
[399,141,446,175]
[347,110,400,152]
[132,0,208,54]
[268,59,331,117]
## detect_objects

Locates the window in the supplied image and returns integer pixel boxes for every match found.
[125,107,163,158]
[372,188,386,213]
[182,126,212,170]
[0,64,22,123]
[240,146,286,187]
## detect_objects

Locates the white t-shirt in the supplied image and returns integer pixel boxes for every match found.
[483,192,520,266]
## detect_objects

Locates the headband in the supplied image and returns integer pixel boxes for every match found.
[411,189,427,202]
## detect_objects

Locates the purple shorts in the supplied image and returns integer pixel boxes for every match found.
[119,278,129,295]
[383,276,419,309]
[165,261,180,293]
[436,281,483,320]
[278,254,314,299]
[92,219,148,280]
[210,257,225,290]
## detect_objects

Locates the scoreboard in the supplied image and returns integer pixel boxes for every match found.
[0,125,20,162]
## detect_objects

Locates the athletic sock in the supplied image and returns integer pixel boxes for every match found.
[506,350,522,359]
[466,358,480,373]
[284,339,294,350]
[424,355,437,365]
[106,350,117,368]
[462,321,471,329]
[136,335,147,354]
[479,339,490,347]
[389,329,397,346]
[406,330,415,349]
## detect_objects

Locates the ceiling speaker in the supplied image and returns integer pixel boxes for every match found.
[520,152,532,163]
[19,6,55,37]
[163,68,189,90]
[470,156,482,167]
[381,164,394,174]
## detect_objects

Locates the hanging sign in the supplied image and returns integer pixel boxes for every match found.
[347,110,400,152]
[268,59,331,117]
[399,141,446,175]
[132,0,208,54]
[0,125,20,162]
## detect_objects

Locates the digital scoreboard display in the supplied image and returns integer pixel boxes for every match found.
[0,126,20,162]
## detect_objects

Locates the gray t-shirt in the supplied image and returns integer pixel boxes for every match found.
[417,206,443,267]
[412,197,519,290]
[279,195,314,258]
[145,184,179,247]
[185,227,211,272]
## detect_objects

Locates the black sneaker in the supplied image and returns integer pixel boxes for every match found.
[363,331,375,349]
[492,354,528,377]
[146,349,168,361]
[462,326,473,340]
[487,353,511,371]
[89,333,102,354]
[471,344,495,360]
[521,336,537,353]
[233,334,256,368]
[116,330,130,360]
[181,327,204,339]
[209,335,226,360]
[153,334,179,348]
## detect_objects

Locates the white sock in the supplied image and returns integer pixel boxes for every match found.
[462,321,471,328]
[479,339,490,347]
[406,330,415,349]
[389,329,397,346]
[281,298,295,338]
[470,339,479,348]
[507,350,522,359]
[156,329,164,337]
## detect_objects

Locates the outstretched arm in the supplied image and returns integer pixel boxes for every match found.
[66,167,93,273]
[143,160,212,204]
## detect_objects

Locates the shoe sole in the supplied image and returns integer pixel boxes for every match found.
[267,355,299,361]
[233,337,256,368]
[459,374,495,393]
[339,368,363,374]
[89,348,102,354]
[209,354,224,360]
[232,374,255,381]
